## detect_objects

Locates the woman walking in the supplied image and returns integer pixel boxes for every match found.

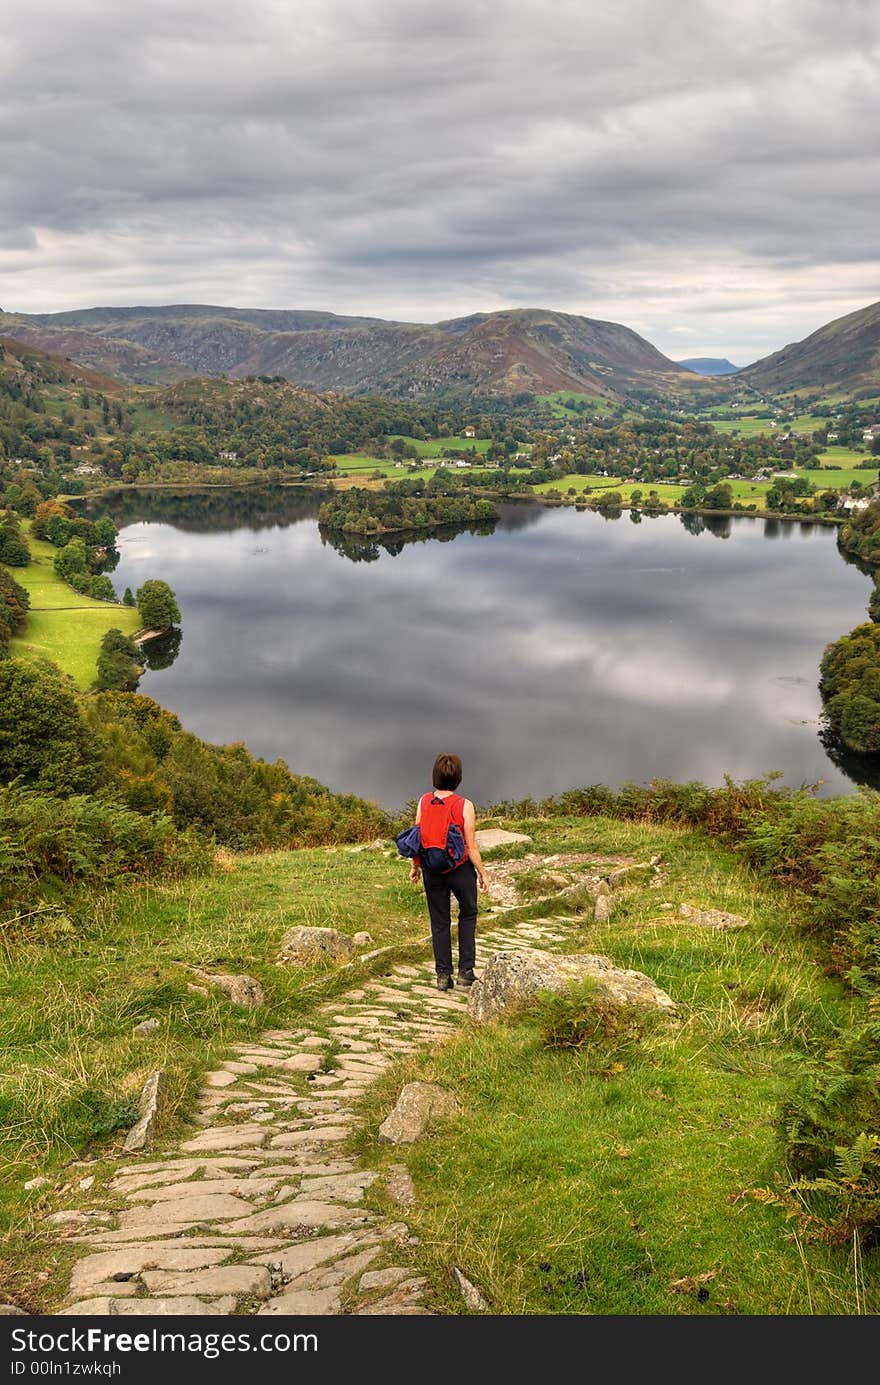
[408,753,489,991]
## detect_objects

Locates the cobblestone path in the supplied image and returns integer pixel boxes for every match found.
[57,914,570,1317]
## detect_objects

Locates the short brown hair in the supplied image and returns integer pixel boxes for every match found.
[432,753,462,790]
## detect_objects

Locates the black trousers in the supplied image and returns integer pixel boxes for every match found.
[422,859,478,976]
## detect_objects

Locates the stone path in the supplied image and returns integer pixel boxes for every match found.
[55,912,575,1317]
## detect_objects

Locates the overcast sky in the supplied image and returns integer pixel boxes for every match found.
[0,0,877,363]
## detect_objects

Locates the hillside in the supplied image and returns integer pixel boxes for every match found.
[741,299,880,396]
[0,304,715,403]
[677,357,740,376]
[1,809,874,1315]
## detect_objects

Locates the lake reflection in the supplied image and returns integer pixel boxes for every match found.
[100,490,872,808]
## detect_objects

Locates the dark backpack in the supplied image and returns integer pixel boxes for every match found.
[396,793,467,874]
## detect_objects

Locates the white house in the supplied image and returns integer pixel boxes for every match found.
[462,426,476,438]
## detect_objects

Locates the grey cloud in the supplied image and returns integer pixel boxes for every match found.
[1,0,878,360]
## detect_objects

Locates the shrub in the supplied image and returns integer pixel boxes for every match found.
[534,981,650,1074]
[0,781,210,926]
[0,657,101,794]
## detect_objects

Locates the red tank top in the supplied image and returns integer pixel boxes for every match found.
[419,792,469,864]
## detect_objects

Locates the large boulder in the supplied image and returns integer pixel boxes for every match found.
[474,829,532,851]
[189,968,265,1008]
[378,1083,457,1145]
[277,927,356,964]
[467,949,677,1024]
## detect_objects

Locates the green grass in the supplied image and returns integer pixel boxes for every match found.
[330,454,439,482]
[533,476,775,505]
[814,445,874,469]
[543,391,615,419]
[7,529,139,689]
[386,434,493,457]
[349,816,874,1315]
[796,467,878,490]
[1,816,877,1312]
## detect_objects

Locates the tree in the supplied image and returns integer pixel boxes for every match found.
[136,580,181,631]
[0,515,29,566]
[122,587,135,607]
[94,629,142,692]
[0,657,101,794]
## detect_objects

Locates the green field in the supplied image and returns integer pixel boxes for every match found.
[708,413,833,438]
[543,391,615,419]
[534,476,776,505]
[795,467,878,490]
[386,434,494,456]
[330,454,439,481]
[814,445,872,468]
[8,529,139,689]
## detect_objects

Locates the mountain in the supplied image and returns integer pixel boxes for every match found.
[677,357,740,376]
[740,300,880,395]
[0,304,709,402]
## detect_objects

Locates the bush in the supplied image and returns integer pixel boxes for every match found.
[534,981,649,1075]
[0,781,211,925]
[81,691,390,849]
[0,657,101,794]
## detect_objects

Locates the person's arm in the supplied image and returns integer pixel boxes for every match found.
[463,799,488,892]
[409,797,422,883]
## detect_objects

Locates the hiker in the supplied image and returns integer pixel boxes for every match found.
[407,752,489,992]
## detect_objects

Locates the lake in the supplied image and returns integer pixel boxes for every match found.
[97,489,873,809]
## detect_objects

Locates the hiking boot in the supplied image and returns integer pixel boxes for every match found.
[456,969,477,988]
[436,973,454,991]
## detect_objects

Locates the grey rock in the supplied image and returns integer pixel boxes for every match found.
[115,1193,254,1228]
[190,969,265,1008]
[608,862,657,886]
[223,1199,370,1234]
[45,1210,107,1226]
[353,932,373,946]
[141,1265,272,1298]
[277,927,356,964]
[594,893,615,924]
[78,1176,95,1192]
[180,1127,268,1152]
[474,829,532,850]
[467,949,677,1023]
[69,1246,231,1294]
[453,1266,489,1311]
[678,904,750,931]
[57,1299,115,1315]
[132,1018,160,1036]
[280,1052,324,1072]
[359,1266,412,1292]
[384,1164,416,1206]
[112,1297,237,1316]
[247,1232,377,1278]
[378,1083,458,1145]
[0,1305,25,1315]
[561,877,609,913]
[122,1070,167,1153]
[24,1176,50,1191]
[258,1287,341,1315]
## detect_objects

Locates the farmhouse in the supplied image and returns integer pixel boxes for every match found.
[462,426,476,438]
[218,450,239,461]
